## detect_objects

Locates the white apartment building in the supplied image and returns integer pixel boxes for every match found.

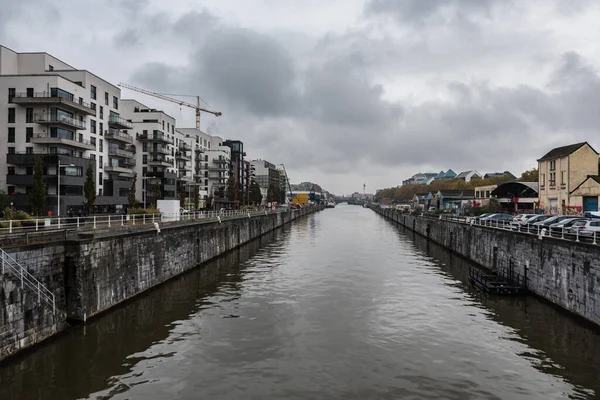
[251,159,280,203]
[120,99,179,206]
[0,45,131,216]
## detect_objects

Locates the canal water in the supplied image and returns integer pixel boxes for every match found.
[2,204,600,399]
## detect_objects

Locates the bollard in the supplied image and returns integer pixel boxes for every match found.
[93,216,97,229]
[561,227,564,240]
[9,220,12,234]
[576,229,580,242]
[108,215,111,227]
[36,218,39,231]
[77,217,80,228]
[143,214,146,225]
[58,217,61,229]
[121,215,124,226]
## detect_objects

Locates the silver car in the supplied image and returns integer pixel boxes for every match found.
[567,220,600,236]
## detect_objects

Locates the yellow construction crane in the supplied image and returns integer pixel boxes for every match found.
[117,83,222,130]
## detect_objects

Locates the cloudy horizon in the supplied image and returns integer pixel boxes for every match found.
[3,0,600,194]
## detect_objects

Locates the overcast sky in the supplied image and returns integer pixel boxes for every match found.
[3,0,600,194]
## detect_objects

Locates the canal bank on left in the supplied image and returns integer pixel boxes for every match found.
[0,206,323,362]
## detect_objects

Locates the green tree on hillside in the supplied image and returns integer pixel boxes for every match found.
[519,168,539,182]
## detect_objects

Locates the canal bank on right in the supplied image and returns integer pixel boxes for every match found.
[372,207,600,327]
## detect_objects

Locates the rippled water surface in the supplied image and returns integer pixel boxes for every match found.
[2,205,600,399]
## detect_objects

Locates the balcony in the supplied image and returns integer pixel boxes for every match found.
[176,151,191,160]
[11,91,96,115]
[105,129,134,144]
[31,132,96,150]
[194,147,204,153]
[6,173,83,186]
[104,164,134,175]
[208,166,228,171]
[108,114,133,129]
[151,147,170,156]
[148,157,172,167]
[137,130,173,144]
[179,174,193,182]
[214,158,230,164]
[109,147,135,159]
[34,113,86,130]
[179,142,192,151]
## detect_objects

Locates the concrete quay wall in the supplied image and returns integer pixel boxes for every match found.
[0,207,321,361]
[374,207,600,326]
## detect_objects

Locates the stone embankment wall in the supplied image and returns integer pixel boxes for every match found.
[373,207,600,326]
[0,207,321,361]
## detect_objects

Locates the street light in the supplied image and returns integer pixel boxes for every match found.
[57,161,75,217]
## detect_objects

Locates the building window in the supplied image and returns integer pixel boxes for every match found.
[25,108,33,123]
[8,88,15,102]
[91,102,96,114]
[113,96,118,109]
[99,172,103,182]
[90,154,96,161]
[26,127,33,143]
[475,191,480,198]
[7,147,15,155]
[91,85,96,100]
[541,173,545,187]
[99,139,103,152]
[8,108,15,123]
[8,127,15,142]
[99,106,104,120]
[549,172,556,186]
[7,167,14,175]
[143,154,147,164]
[105,92,109,106]
[561,171,565,185]
[162,121,165,129]
[167,122,170,131]
[90,119,96,134]
[91,137,96,147]
[49,65,54,71]
[99,122,103,135]
[549,160,556,171]
[26,147,33,154]
[143,142,147,152]
[99,155,103,168]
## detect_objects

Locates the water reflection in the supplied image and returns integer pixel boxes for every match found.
[403,226,600,399]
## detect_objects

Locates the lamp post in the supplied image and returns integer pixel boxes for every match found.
[57,161,75,217]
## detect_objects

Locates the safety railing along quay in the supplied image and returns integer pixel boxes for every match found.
[385,210,600,246]
[0,208,303,244]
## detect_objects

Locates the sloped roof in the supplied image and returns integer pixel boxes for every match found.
[538,142,597,161]
[485,171,517,179]
[456,170,475,178]
[491,181,538,198]
[570,175,600,194]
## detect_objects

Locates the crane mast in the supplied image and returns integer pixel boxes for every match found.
[117,83,222,130]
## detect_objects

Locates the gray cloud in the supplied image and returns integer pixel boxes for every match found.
[7,0,600,192]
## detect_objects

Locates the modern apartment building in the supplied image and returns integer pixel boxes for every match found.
[251,159,280,203]
[120,99,179,206]
[223,140,244,203]
[206,136,231,208]
[0,45,130,215]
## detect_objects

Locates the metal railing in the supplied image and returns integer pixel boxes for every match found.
[108,114,133,129]
[105,129,134,142]
[34,114,86,129]
[0,208,303,236]
[0,248,55,314]
[12,91,94,111]
[383,209,600,246]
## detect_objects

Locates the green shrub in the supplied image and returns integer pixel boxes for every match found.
[129,207,161,216]
[0,220,21,229]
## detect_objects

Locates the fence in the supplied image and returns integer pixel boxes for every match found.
[0,248,55,314]
[390,210,600,246]
[0,208,295,237]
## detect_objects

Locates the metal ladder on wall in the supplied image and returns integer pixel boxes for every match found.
[0,248,55,314]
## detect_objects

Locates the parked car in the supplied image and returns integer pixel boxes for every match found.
[532,215,572,227]
[474,213,492,221]
[567,220,600,236]
[523,215,550,226]
[549,217,588,230]
[512,214,538,225]
[480,213,513,224]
